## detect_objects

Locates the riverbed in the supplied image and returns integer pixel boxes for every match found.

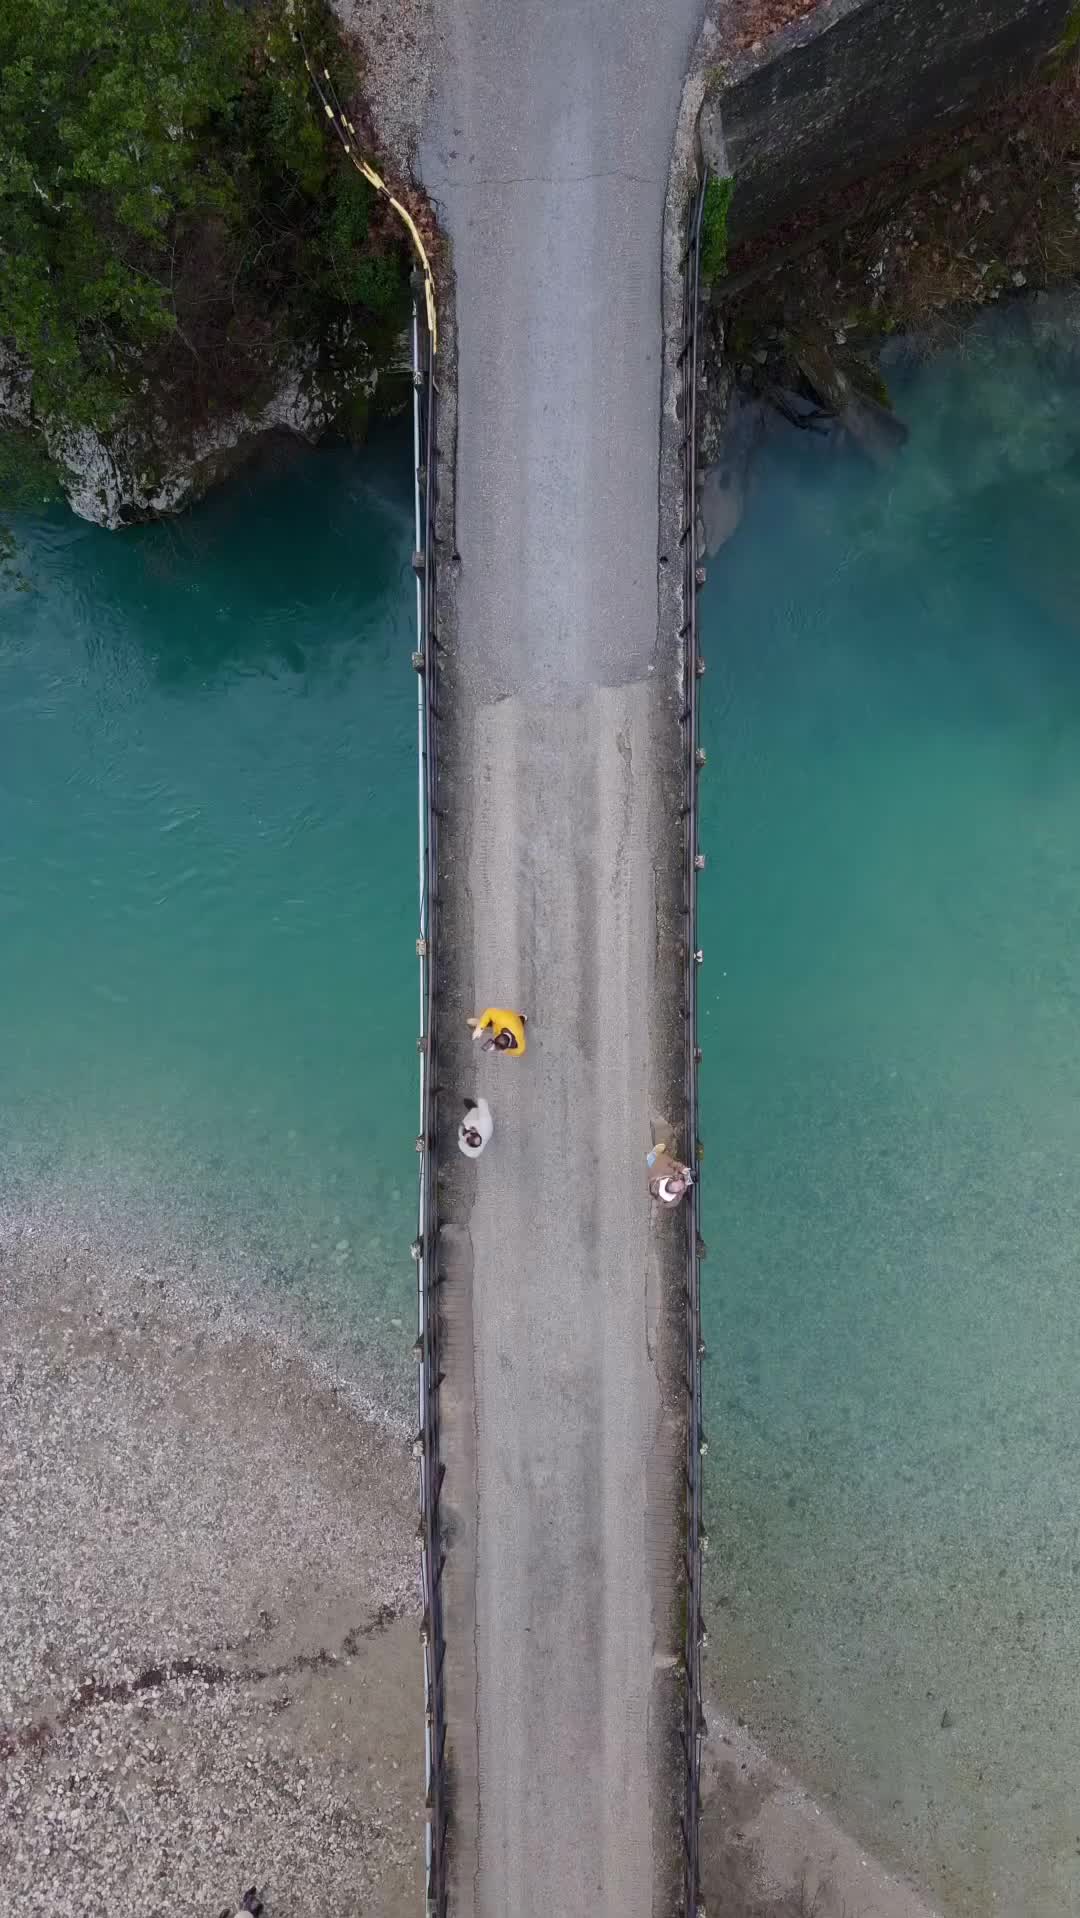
[699,298,1080,1917]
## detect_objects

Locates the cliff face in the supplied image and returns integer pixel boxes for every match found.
[0,342,406,531]
[690,0,1080,558]
[1,349,406,533]
[0,0,420,533]
[702,0,1074,240]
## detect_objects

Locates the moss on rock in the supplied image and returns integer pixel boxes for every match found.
[701,177,735,284]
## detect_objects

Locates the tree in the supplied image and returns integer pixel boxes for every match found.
[0,0,409,435]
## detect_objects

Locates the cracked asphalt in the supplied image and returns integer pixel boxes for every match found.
[421,4,703,1912]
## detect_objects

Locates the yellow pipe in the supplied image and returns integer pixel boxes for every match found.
[306,55,438,352]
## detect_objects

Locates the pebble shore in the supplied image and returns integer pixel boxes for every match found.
[0,1203,423,1917]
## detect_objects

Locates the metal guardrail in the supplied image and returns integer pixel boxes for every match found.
[409,274,449,1918]
[677,175,708,1918]
[408,180,708,1903]
[409,179,707,1915]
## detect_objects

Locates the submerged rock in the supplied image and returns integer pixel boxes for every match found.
[763,383,830,427]
[843,389,910,466]
[787,329,909,467]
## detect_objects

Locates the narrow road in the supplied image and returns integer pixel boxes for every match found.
[421,5,702,1912]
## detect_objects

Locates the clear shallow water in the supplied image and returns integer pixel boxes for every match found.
[0,436,418,1359]
[699,303,1080,1916]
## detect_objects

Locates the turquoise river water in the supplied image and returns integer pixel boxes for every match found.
[0,434,418,1376]
[5,306,1080,1916]
[699,301,1080,1917]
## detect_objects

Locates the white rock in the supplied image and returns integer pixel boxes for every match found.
[6,330,410,530]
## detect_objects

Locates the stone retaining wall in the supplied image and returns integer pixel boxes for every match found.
[702,0,1074,241]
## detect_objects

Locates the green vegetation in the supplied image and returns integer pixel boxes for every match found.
[700,176,734,284]
[0,0,411,461]
[1049,1,1080,68]
[0,426,61,511]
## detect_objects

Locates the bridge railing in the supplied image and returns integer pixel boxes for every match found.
[410,179,705,1918]
[410,274,449,1918]
[677,176,708,1918]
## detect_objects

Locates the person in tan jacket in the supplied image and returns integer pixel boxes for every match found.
[646,1139,693,1206]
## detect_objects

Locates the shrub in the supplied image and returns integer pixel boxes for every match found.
[0,0,411,439]
[700,176,735,284]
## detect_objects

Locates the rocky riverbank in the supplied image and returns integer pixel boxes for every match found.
[697,45,1080,554]
[0,0,432,534]
[0,1201,421,1917]
[700,1712,941,1918]
[3,1198,943,1918]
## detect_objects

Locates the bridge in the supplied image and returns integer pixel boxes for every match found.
[409,3,709,1912]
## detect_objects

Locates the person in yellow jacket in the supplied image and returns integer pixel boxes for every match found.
[467,1006,528,1056]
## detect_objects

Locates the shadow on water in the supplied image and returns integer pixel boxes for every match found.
[6,425,414,688]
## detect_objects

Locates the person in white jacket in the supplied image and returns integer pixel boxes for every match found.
[458,1096,494,1158]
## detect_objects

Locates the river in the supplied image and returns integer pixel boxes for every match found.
[699,297,1080,1916]
[0,430,426,1915]
[6,302,1080,1915]
[0,433,418,1389]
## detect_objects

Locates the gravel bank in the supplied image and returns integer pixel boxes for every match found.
[331,0,436,175]
[701,1710,941,1918]
[0,1204,422,1917]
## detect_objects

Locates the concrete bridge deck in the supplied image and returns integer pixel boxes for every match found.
[421,4,702,1910]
